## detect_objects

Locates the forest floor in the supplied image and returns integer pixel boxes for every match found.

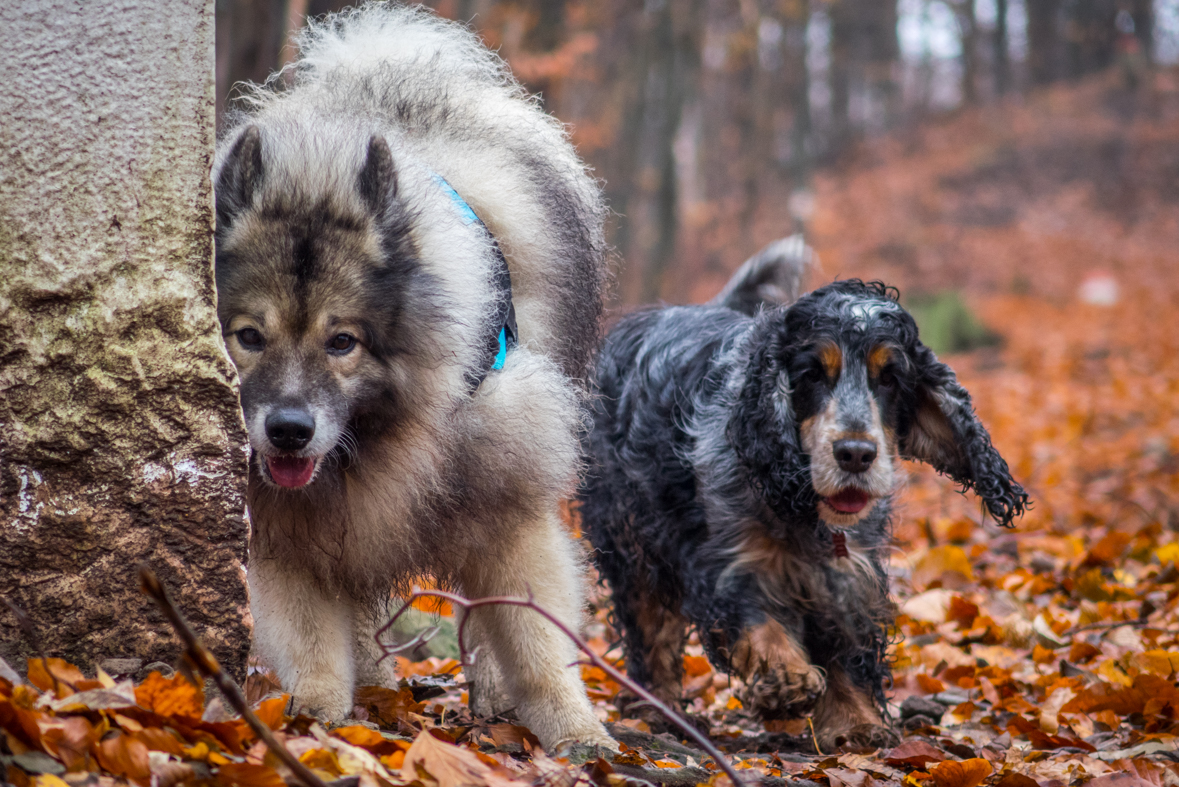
[4,70,1179,787]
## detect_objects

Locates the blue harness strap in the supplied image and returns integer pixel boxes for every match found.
[432,174,518,390]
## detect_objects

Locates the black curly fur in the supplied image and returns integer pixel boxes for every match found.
[579,279,1028,735]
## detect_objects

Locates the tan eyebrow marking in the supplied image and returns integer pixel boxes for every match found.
[818,342,843,379]
[868,344,893,378]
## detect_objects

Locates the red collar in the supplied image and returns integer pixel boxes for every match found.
[832,531,849,559]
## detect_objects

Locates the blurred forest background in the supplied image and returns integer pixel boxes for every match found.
[215,0,1179,545]
[216,0,1175,308]
[216,0,1179,551]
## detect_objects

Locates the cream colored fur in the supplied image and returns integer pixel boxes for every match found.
[216,3,612,751]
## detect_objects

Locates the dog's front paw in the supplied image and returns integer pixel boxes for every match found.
[817,722,899,752]
[744,661,826,718]
[288,678,353,723]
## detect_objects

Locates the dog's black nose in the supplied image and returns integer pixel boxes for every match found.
[833,439,877,473]
[266,408,315,451]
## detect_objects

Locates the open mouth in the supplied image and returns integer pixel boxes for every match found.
[265,455,317,488]
[822,487,871,515]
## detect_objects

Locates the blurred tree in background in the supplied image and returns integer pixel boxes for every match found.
[215,0,1164,307]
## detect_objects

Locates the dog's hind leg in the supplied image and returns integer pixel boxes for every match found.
[458,511,615,752]
[609,568,690,729]
[248,559,356,721]
[353,598,400,690]
[461,607,513,718]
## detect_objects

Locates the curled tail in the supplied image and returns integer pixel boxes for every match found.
[293,4,514,91]
[709,235,814,315]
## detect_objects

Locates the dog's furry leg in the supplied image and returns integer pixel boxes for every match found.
[461,607,513,718]
[608,568,689,730]
[728,618,826,718]
[249,559,356,721]
[812,665,898,751]
[458,512,615,751]
[353,598,400,689]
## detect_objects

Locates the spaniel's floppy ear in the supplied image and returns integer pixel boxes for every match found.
[901,344,1029,527]
[727,326,810,514]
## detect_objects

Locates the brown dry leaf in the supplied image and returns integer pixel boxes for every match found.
[825,767,877,787]
[132,727,186,756]
[216,762,287,787]
[354,685,424,726]
[95,732,151,785]
[1063,673,1179,717]
[912,546,975,589]
[929,758,993,787]
[901,589,956,624]
[1081,533,1132,567]
[332,725,387,749]
[883,741,945,768]
[38,716,99,771]
[401,728,497,787]
[134,672,204,719]
[683,654,711,678]
[26,660,86,698]
[252,696,288,731]
[300,747,344,778]
[1085,775,1156,787]
[993,775,1039,787]
[482,723,540,751]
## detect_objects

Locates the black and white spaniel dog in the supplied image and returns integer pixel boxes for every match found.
[579,256,1027,750]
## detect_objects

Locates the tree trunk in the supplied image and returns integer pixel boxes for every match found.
[0,0,251,678]
[994,0,1010,95]
[1027,0,1061,85]
[958,0,978,105]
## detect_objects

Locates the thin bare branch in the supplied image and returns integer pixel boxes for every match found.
[138,566,329,787]
[380,587,747,786]
[4,597,69,697]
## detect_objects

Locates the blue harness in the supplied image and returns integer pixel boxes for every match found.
[432,174,518,391]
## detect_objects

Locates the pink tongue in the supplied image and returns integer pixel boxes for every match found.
[826,488,870,514]
[267,456,316,488]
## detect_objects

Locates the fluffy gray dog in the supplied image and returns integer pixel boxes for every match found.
[212,3,613,750]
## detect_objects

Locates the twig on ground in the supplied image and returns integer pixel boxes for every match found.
[1069,620,1179,635]
[138,566,329,787]
[4,597,70,697]
[377,587,748,786]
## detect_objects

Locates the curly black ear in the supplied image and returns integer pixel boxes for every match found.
[901,344,1029,527]
[216,125,263,231]
[727,325,810,515]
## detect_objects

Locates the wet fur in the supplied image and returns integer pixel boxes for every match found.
[214,4,611,750]
[579,279,1027,749]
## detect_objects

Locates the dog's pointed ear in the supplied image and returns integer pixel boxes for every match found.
[358,135,398,216]
[727,326,808,514]
[216,125,263,230]
[901,344,1029,527]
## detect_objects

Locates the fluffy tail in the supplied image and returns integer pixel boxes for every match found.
[709,235,815,315]
[292,4,514,91]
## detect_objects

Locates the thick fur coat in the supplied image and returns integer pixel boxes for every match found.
[580,278,1028,749]
[213,4,612,749]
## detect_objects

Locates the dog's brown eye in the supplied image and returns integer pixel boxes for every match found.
[878,368,896,388]
[328,333,357,355]
[237,328,264,350]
